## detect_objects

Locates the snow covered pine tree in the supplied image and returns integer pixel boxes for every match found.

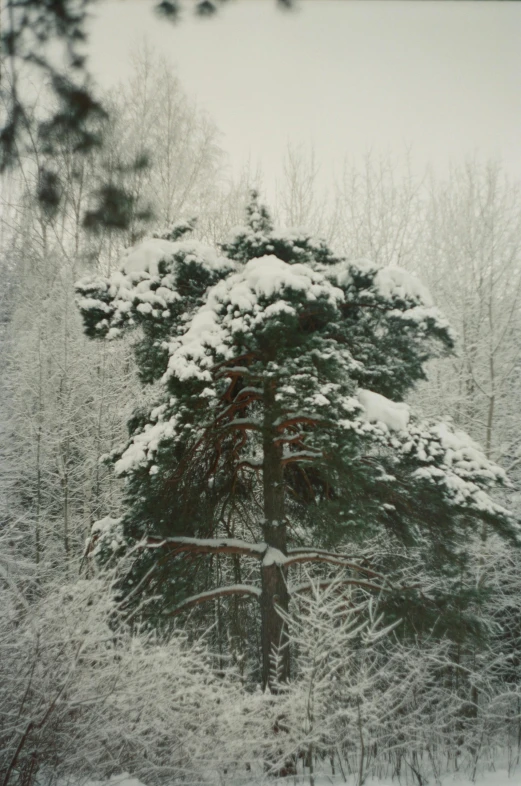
[76,193,517,691]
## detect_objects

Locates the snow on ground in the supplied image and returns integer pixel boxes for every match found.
[81,768,520,786]
[358,773,518,786]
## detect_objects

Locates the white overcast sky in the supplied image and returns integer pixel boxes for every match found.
[87,0,521,190]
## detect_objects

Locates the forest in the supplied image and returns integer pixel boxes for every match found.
[1,3,521,786]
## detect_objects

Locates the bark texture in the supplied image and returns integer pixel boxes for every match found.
[261,379,290,691]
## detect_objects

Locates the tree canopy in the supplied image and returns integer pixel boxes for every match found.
[77,194,517,688]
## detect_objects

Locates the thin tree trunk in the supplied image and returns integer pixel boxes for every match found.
[35,328,44,571]
[261,378,290,691]
[35,425,42,568]
[63,470,70,560]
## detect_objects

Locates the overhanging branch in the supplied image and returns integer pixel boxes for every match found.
[143,535,266,560]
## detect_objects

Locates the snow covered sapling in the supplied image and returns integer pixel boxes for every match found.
[275,575,455,786]
[77,193,517,690]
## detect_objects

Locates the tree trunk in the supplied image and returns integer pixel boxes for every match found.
[261,379,290,691]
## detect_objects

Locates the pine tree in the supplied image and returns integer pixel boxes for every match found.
[76,193,517,690]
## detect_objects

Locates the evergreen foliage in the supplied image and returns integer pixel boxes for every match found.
[77,194,517,686]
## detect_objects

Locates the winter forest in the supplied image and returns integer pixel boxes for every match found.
[1,2,521,786]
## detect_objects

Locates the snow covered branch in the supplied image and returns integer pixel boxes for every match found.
[284,551,390,582]
[143,535,267,560]
[290,577,392,595]
[167,584,262,616]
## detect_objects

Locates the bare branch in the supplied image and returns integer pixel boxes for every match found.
[290,578,390,595]
[285,551,389,582]
[167,584,261,616]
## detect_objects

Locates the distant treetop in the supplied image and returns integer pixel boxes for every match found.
[0,0,294,228]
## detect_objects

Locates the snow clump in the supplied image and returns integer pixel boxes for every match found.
[357,388,410,432]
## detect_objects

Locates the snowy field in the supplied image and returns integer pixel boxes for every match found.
[80,769,521,786]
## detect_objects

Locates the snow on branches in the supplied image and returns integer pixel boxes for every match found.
[164,254,344,383]
[76,196,516,684]
[76,234,235,343]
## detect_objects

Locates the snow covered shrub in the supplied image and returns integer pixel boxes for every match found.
[0,565,252,786]
[0,572,117,786]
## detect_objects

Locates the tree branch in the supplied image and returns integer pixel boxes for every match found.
[143,536,266,560]
[290,578,390,595]
[284,551,389,581]
[276,415,320,431]
[167,584,261,616]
